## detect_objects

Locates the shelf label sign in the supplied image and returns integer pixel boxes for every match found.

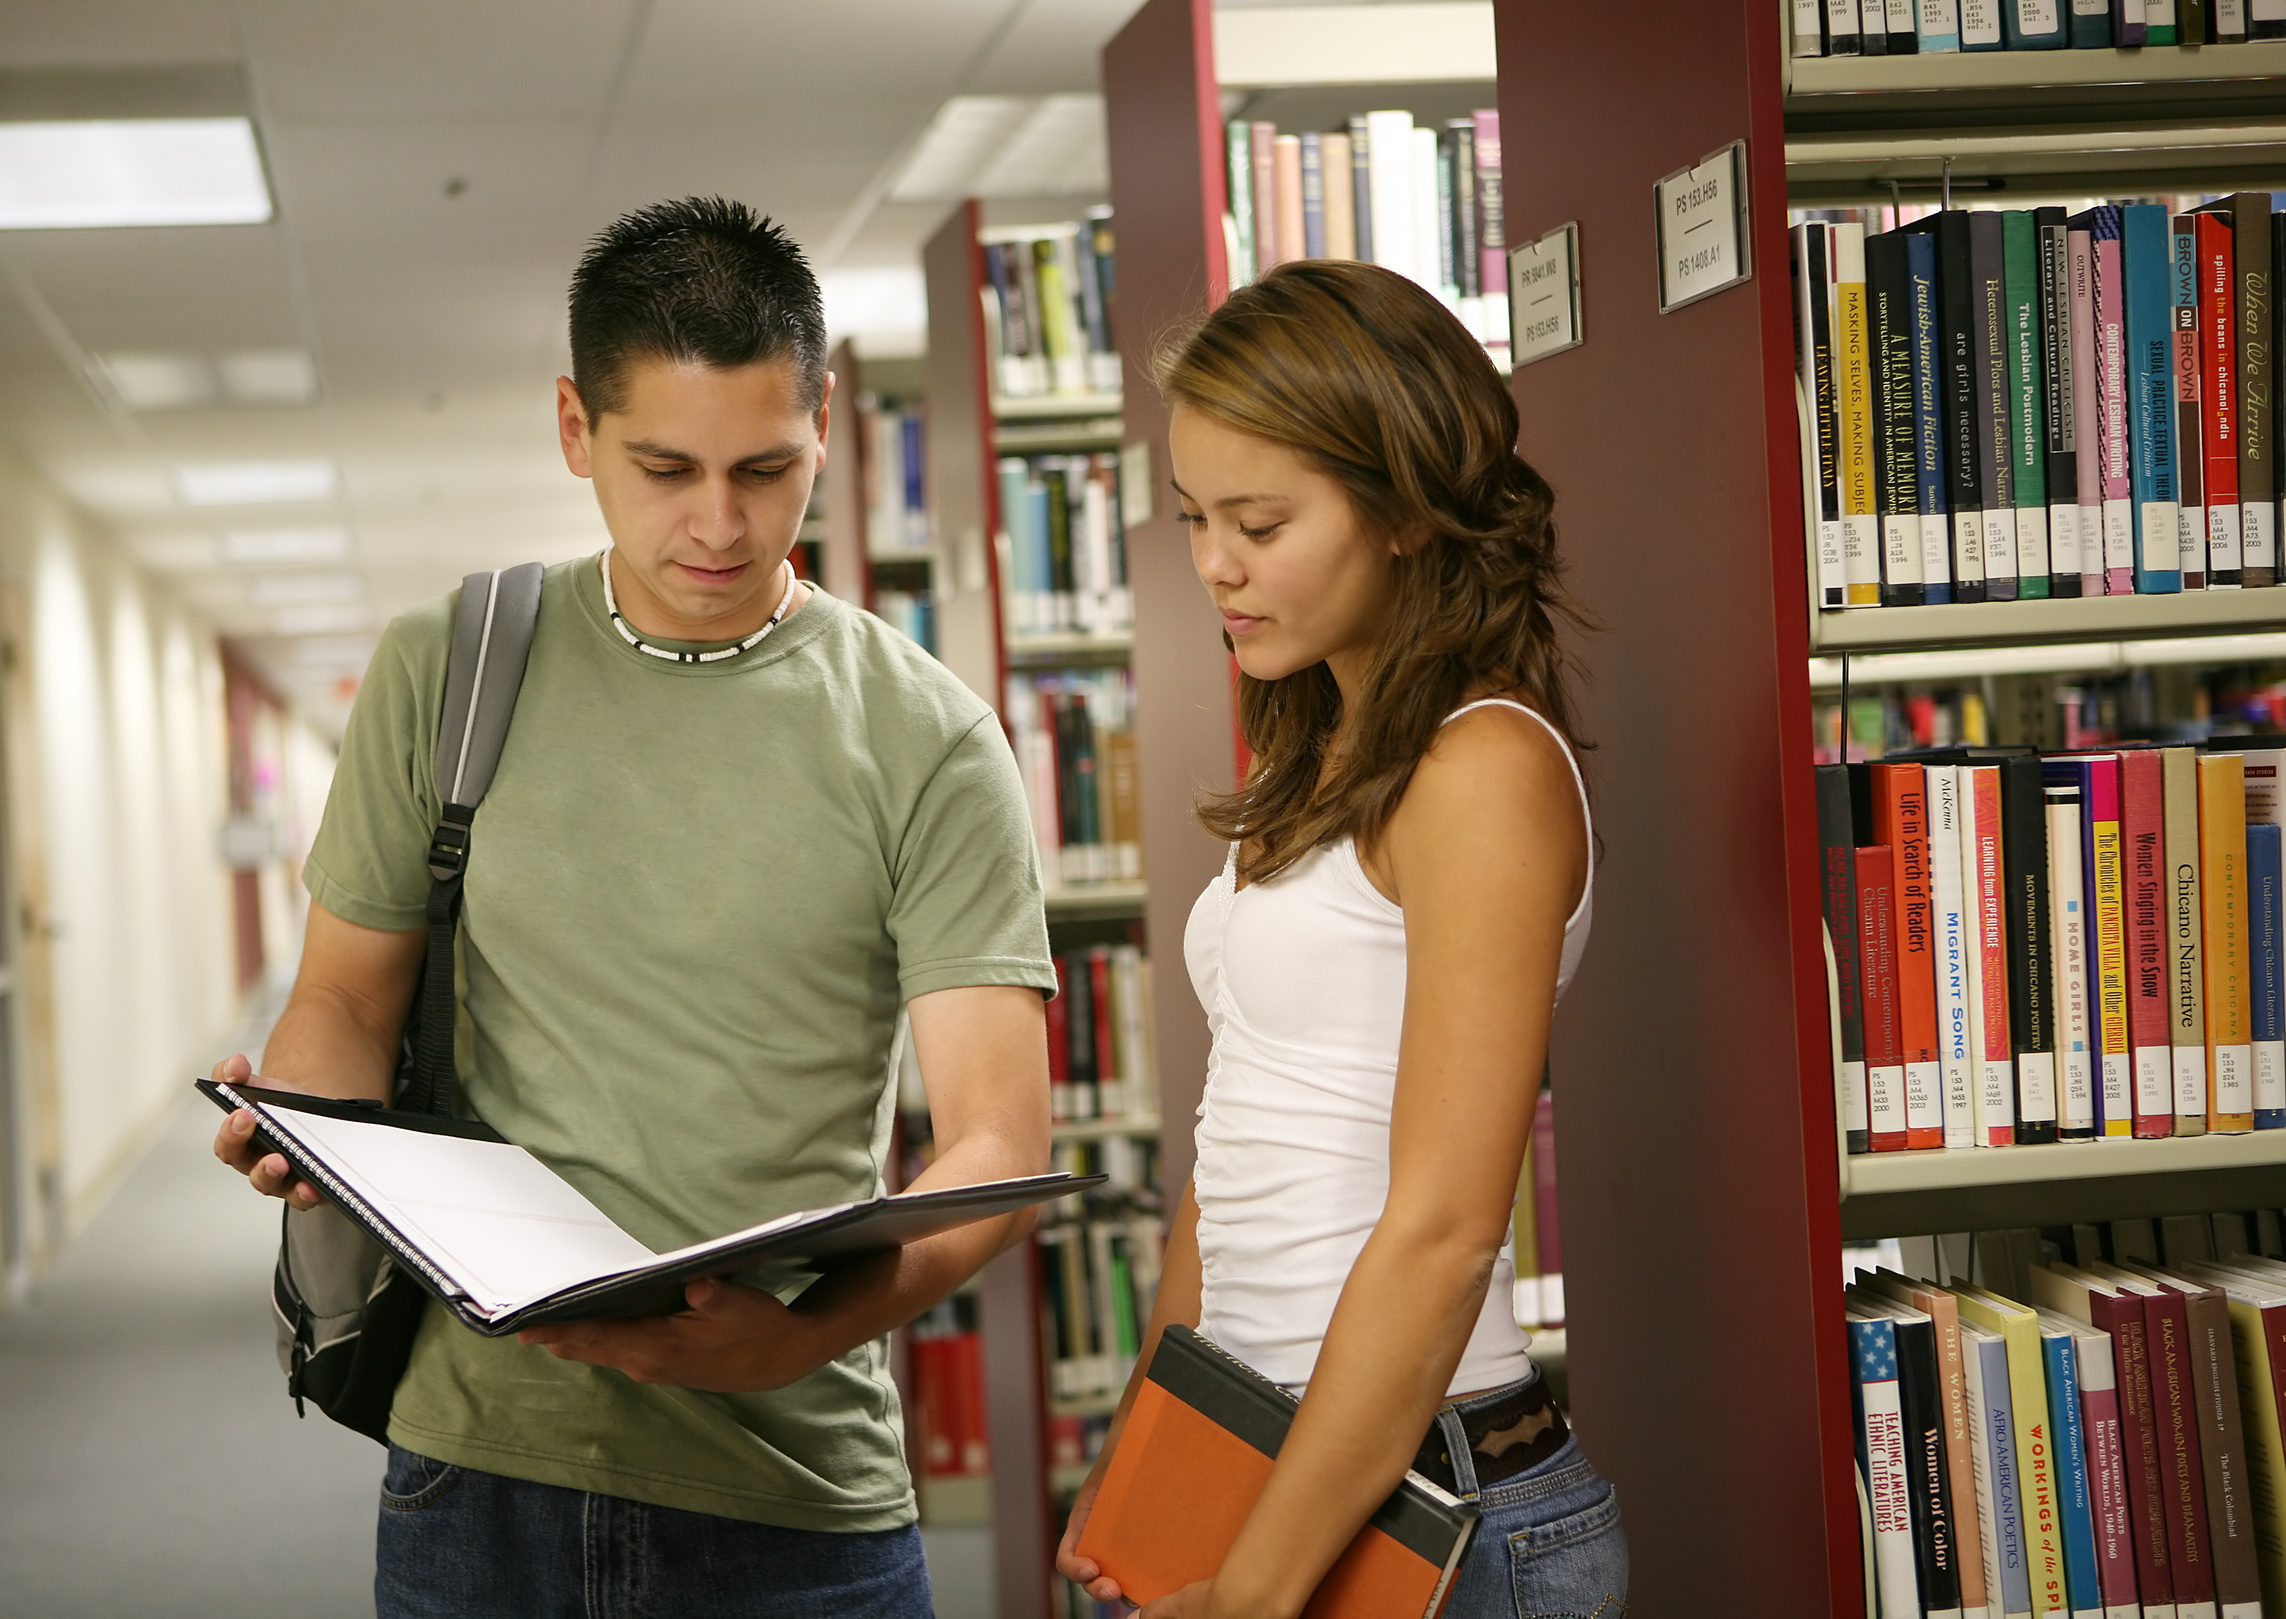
[1509,222,1583,368]
[1655,140,1751,314]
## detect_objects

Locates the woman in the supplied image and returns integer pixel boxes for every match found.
[1054,259,1624,1619]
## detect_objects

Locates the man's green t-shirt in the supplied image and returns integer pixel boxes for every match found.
[303,556,1054,1530]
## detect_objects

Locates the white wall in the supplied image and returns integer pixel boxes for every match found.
[0,446,330,1227]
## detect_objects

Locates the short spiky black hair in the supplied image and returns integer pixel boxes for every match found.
[568,197,828,418]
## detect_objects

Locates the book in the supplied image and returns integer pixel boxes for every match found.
[2213,195,2276,585]
[1347,116,1372,265]
[1226,123,1256,289]
[1297,132,1325,261]
[2006,211,2053,596]
[2083,756,2132,1136]
[2216,0,2248,44]
[1322,131,1355,260]
[1964,1318,2039,1619]
[1956,1284,2070,1615]
[1968,764,2019,1145]
[2004,0,2070,41]
[1911,226,1957,600]
[1473,110,1507,357]
[2032,1312,2106,1618]
[196,1080,1094,1333]
[1922,0,1966,48]
[1827,0,1865,51]
[1974,211,2021,600]
[2124,205,2183,595]
[2045,763,2097,1140]
[1876,764,1944,1146]
[1871,231,1927,607]
[2114,0,2149,43]
[2069,217,2106,599]
[1795,224,1848,610]
[2133,1266,2266,1619]
[1855,1289,1968,1617]
[2124,750,2177,1138]
[1917,209,1990,602]
[1868,1268,1994,1618]
[1364,110,1415,283]
[2179,1262,2286,1614]
[1837,223,1884,607]
[1823,764,1873,1153]
[1962,0,2006,44]
[1075,1325,1477,1617]
[2168,747,2210,1135]
[2005,755,2061,1145]
[1931,766,1980,1148]
[2092,208,2134,597]
[1854,1310,1932,1618]
[2039,208,2083,596]
[2150,0,2182,40]
[2098,1264,2219,1619]
[2199,753,2255,1133]
[2054,1314,2142,1619]
[2174,214,2208,591]
[2197,211,2242,588]
[1249,123,1278,278]
[2249,821,2285,1129]
[2034,1262,2178,1617]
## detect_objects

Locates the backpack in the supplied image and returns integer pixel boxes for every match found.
[269,563,543,1442]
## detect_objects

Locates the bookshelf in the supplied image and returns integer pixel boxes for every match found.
[1494,1,2286,1612]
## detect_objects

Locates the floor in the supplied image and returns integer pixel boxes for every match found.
[0,1043,993,1616]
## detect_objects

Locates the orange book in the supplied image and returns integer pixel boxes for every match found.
[1872,763,1943,1148]
[1076,1326,1477,1616]
[2199,753,2256,1131]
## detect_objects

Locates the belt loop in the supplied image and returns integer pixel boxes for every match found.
[1433,1405,1480,1499]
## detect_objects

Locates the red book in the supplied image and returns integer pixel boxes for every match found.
[1857,845,1908,1152]
[1046,956,1072,1118]
[949,1330,991,1475]
[2122,750,2175,1137]
[2104,1268,2219,1612]
[915,1336,957,1475]
[1873,765,1943,1147]
[2089,1273,2177,1608]
[1090,948,1119,1109]
[2199,209,2242,586]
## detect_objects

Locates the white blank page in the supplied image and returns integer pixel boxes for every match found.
[273,1109,656,1315]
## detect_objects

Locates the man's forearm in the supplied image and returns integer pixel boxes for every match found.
[259,980,405,1102]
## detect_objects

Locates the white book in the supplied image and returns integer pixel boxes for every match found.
[2218,0,2247,29]
[1930,767,1977,1149]
[1849,1312,1927,1619]
[2050,791,2096,1135]
[1860,0,1889,36]
[1886,0,1917,31]
[1409,125,1443,300]
[1921,0,1964,45]
[1793,0,1826,50]
[1363,111,1416,283]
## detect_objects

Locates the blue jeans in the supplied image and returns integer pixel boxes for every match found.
[374,1444,934,1618]
[1436,1419,1628,1619]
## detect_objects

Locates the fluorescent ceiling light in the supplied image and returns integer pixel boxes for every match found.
[218,348,319,405]
[822,267,926,343]
[271,604,370,637]
[890,97,1035,203]
[249,573,361,606]
[222,526,352,564]
[972,96,1108,199]
[98,351,216,410]
[175,460,337,506]
[0,118,273,229]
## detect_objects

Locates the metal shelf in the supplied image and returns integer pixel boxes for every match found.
[1043,879,1147,922]
[992,391,1123,422]
[1808,631,2286,688]
[1787,40,2286,103]
[1050,1114,1160,1142]
[1809,587,2286,654]
[1007,630,1134,668]
[1838,1130,2286,1239]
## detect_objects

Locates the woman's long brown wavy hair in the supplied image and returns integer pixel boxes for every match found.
[1158,258,1592,885]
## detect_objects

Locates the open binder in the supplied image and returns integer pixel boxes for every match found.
[199,1078,1100,1334]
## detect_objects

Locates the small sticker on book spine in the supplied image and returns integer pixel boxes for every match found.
[2213,1044,2254,1117]
[2134,1047,2170,1118]
[2174,1045,2208,1117]
[2018,1050,2059,1123]
[2142,504,2180,572]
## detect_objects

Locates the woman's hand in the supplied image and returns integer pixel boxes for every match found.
[1054,1466,1129,1606]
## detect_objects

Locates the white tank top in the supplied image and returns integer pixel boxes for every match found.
[1183,699,1595,1394]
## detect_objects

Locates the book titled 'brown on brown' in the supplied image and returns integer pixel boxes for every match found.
[1074,1325,1478,1616]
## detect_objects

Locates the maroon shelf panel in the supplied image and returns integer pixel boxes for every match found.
[922,200,1009,709]
[1491,0,1859,1611]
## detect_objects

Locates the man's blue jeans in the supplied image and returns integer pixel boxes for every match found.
[375,1444,935,1618]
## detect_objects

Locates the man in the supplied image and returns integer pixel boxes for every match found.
[211,197,1054,1615]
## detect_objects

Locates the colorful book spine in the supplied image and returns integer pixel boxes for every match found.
[2200,754,2255,1133]
[2004,0,2069,41]
[1958,1288,2067,1617]
[1837,223,1883,607]
[1861,844,1910,1152]
[2006,211,2052,596]
[1921,0,1965,49]
[2040,208,2083,596]
[1347,116,1373,266]
[2112,0,2149,44]
[1909,228,1955,601]
[1974,211,2020,600]
[2249,820,2285,1129]
[2093,208,2134,597]
[1967,765,2018,1145]
[2086,756,2131,1137]
[2198,211,2242,588]
[1473,110,1504,343]
[2047,765,2097,1140]
[1298,131,1325,261]
[2173,214,2208,590]
[1877,766,1944,1146]
[2229,195,2276,585]
[1964,1320,2036,1619]
[2069,219,2105,598]
[2060,1320,2140,1619]
[1225,122,1255,290]
[1931,766,1979,1149]
[2087,1285,2175,1618]
[1961,0,2005,45]
[2006,756,2060,1145]
[2069,0,2113,45]
[1852,1315,1925,1617]
[1795,224,1847,610]
[2166,747,2209,1135]
[2125,205,2183,594]
[2039,1322,2104,1619]
[2124,750,2176,1138]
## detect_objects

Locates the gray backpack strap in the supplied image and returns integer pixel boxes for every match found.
[400,562,543,1116]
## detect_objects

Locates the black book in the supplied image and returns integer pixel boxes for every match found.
[196,1080,1096,1333]
[1063,950,1098,1091]
[1999,755,2059,1145]
[1885,0,1916,52]
[1824,0,1861,54]
[1909,211,1988,602]
[1795,225,1846,608]
[1971,210,2016,601]
[1819,765,1871,1155]
[1859,0,1887,52]
[2036,205,2083,597]
[1850,1293,1963,1616]
[1448,121,1479,301]
[1868,230,1924,607]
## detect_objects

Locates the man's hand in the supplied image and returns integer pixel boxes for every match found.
[208,1053,327,1211]
[517,1278,831,1393]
